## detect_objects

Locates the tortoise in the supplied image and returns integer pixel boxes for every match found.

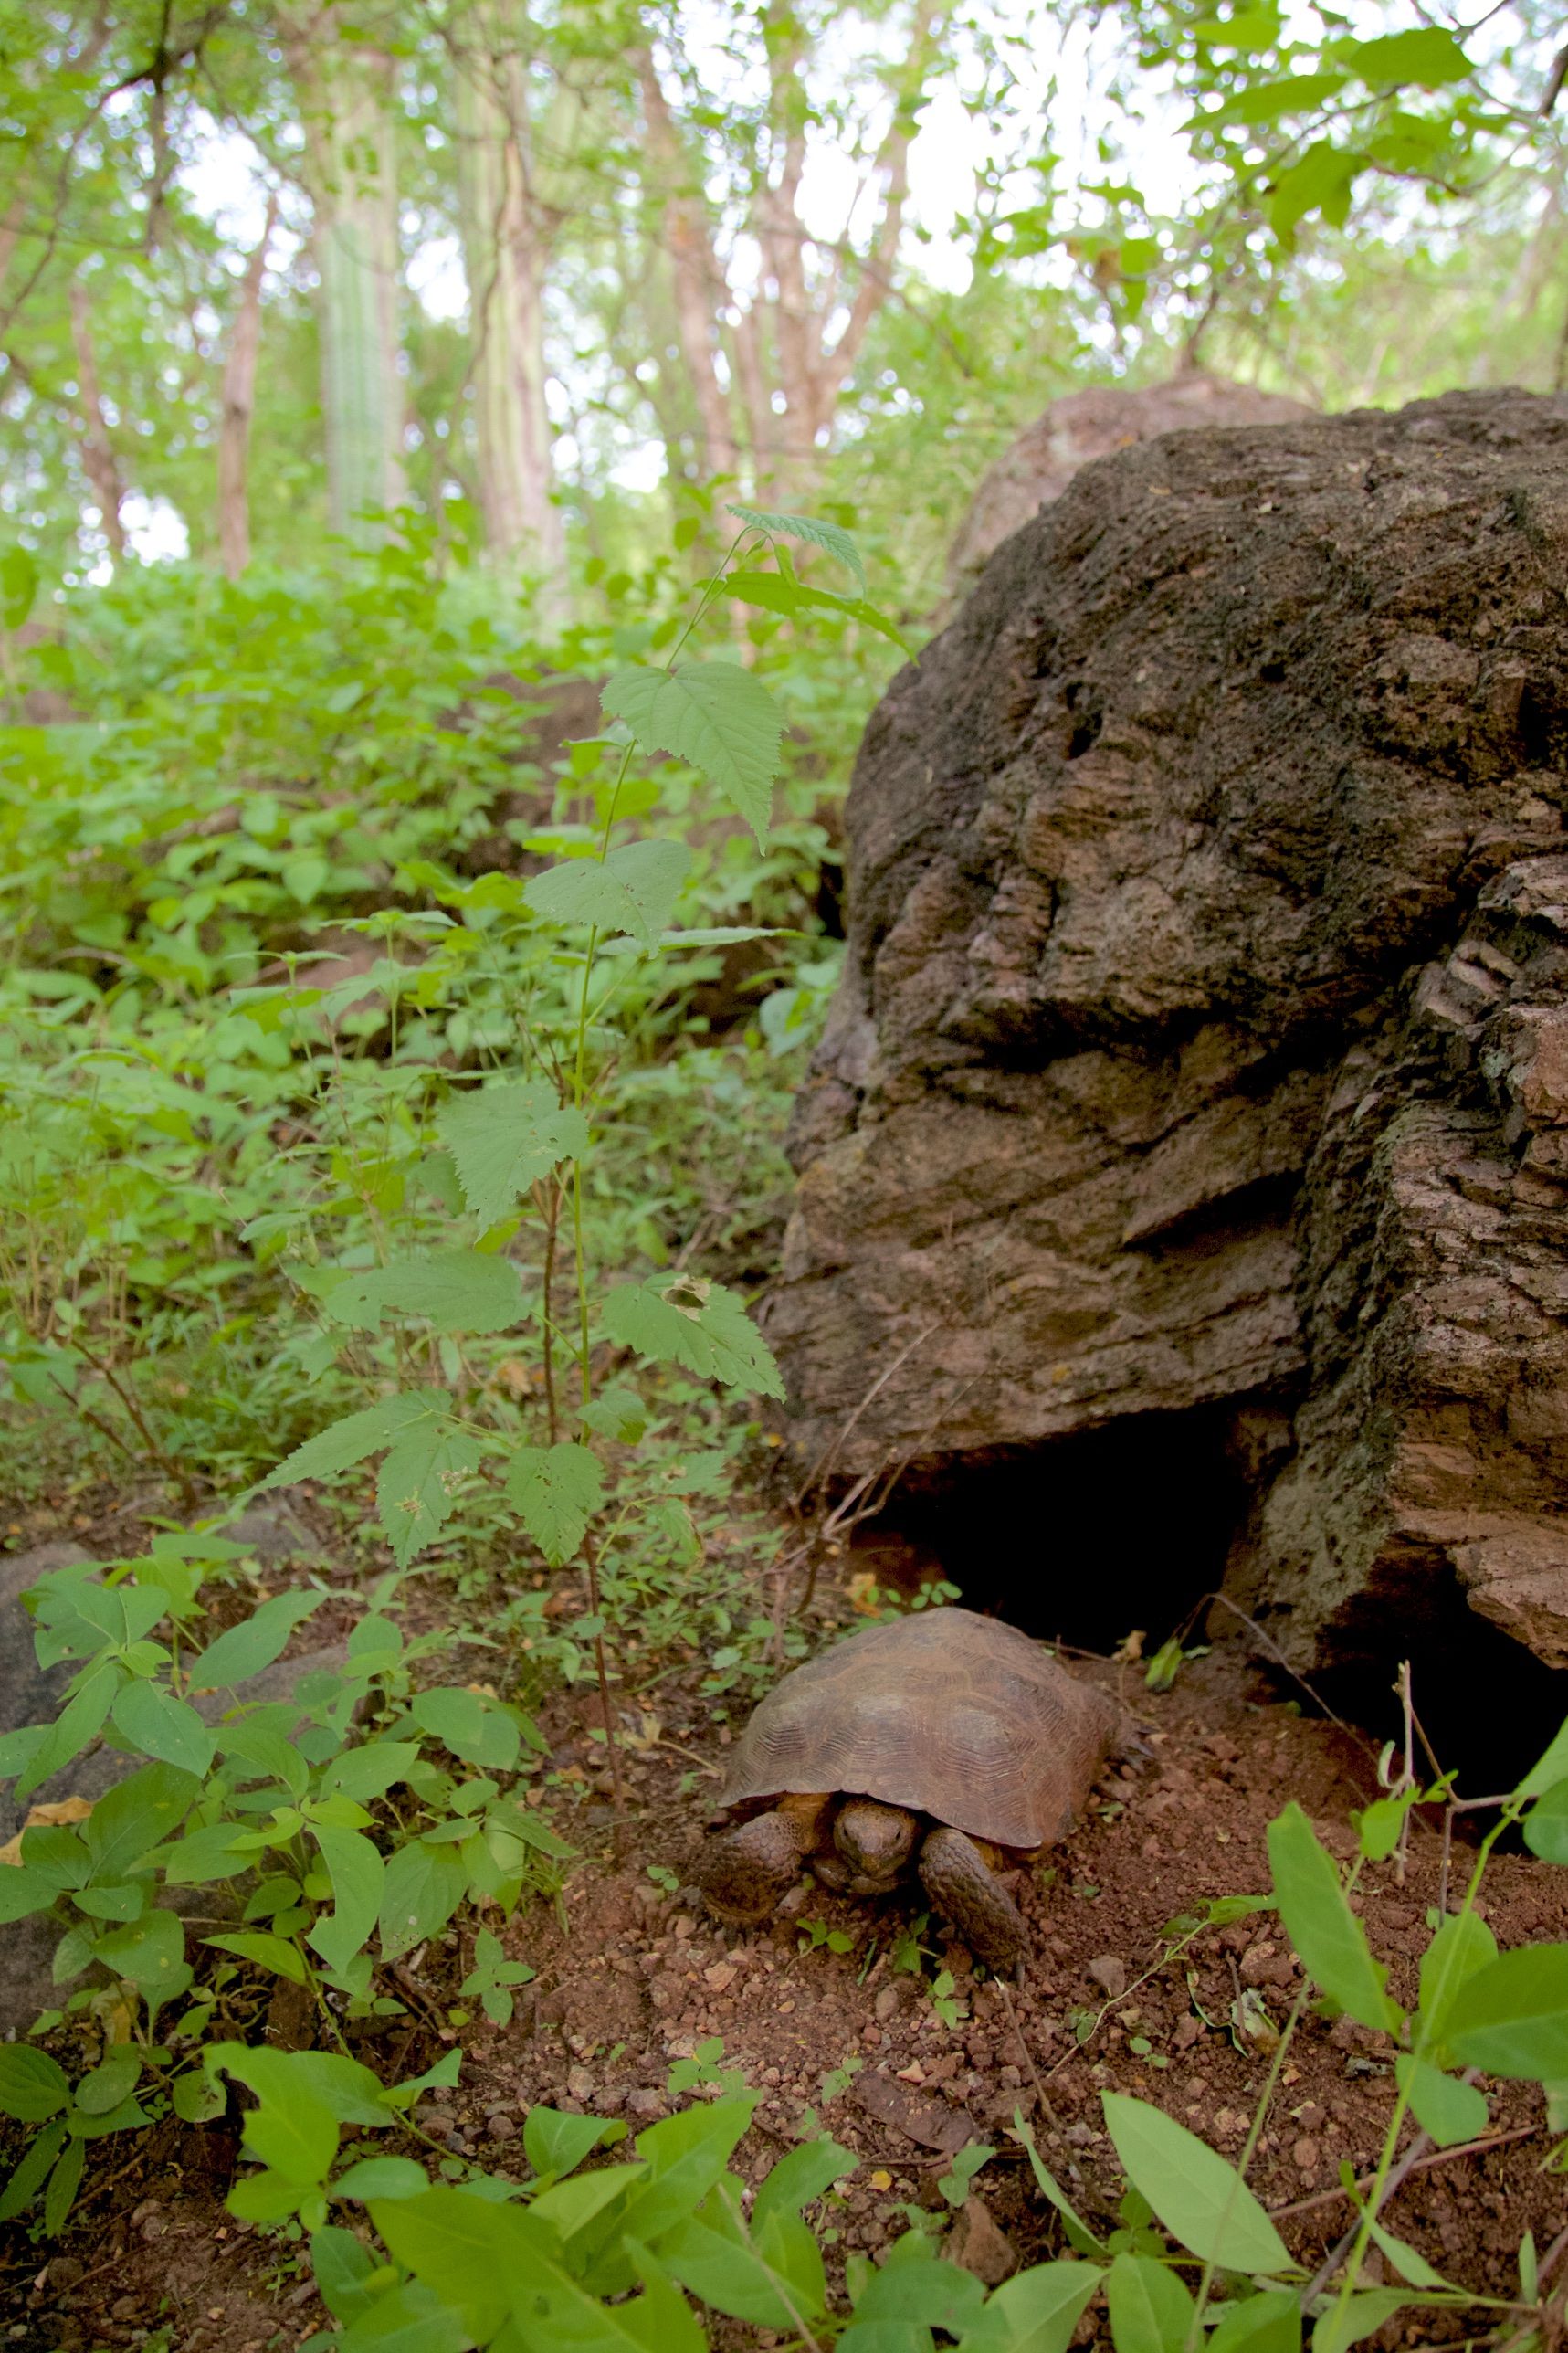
[692,1607,1121,1972]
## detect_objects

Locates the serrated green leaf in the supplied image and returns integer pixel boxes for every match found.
[263,1391,451,1491]
[1100,2093,1292,2274]
[600,1276,784,1398]
[438,1079,589,1228]
[320,1250,523,1336]
[526,838,691,948]
[726,568,910,655]
[726,503,866,587]
[506,1441,604,1567]
[601,663,780,841]
[376,1420,484,1569]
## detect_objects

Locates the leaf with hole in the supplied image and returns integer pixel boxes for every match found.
[601,1276,784,1398]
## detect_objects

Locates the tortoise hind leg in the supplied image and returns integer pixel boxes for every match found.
[693,1797,826,1925]
[917,1826,1028,1976]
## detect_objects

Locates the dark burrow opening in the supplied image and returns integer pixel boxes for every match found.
[851,1406,1568,1805]
[854,1404,1254,1657]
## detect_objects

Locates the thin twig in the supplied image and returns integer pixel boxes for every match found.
[579,1528,628,1858]
[1269,2123,1539,2221]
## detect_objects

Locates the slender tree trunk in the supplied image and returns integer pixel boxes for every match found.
[285,7,405,543]
[637,52,738,484]
[68,280,126,559]
[452,5,568,609]
[216,197,278,579]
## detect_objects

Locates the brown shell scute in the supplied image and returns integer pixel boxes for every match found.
[719,1608,1118,1851]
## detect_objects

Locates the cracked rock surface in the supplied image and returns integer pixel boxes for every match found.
[772,388,1568,1671]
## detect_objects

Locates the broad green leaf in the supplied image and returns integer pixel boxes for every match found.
[377,1419,485,1568]
[752,2133,856,2226]
[660,2209,826,2330]
[1207,2289,1302,2353]
[0,545,37,629]
[726,502,866,588]
[0,2118,68,2221]
[17,1660,117,1798]
[845,2250,987,2338]
[407,1686,519,1769]
[86,1762,200,1880]
[438,1079,589,1228]
[1447,1944,1568,2080]
[190,1589,325,1689]
[379,1839,468,1960]
[0,2046,70,2123]
[74,2053,141,2116]
[320,1741,421,1802]
[524,2105,624,2181]
[110,1678,215,1775]
[1516,1717,1568,1800]
[615,2093,759,2249]
[237,2075,339,2187]
[623,2242,708,2353]
[0,1864,59,1922]
[212,2043,390,2128]
[43,2136,85,2235]
[332,2156,432,2201]
[263,1390,451,1491]
[1525,1777,1568,1863]
[1010,2115,1103,2255]
[1105,2252,1194,2353]
[506,1441,604,1567]
[526,839,691,948]
[601,1276,784,1399]
[1268,141,1360,240]
[1100,2094,1292,2274]
[321,1250,524,1336]
[372,2187,546,2342]
[95,1903,190,1995]
[310,2224,381,2323]
[955,2259,1100,2352]
[339,2280,469,2351]
[1267,1804,1401,2032]
[163,1820,259,1884]
[1347,26,1468,85]
[309,1826,385,1978]
[530,2160,645,2247]
[1196,69,1349,129]
[601,663,780,842]
[1416,1911,1497,2050]
[205,1929,310,1984]
[1310,2290,1423,2353]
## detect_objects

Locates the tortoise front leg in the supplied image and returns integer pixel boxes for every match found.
[693,1795,828,1925]
[917,1826,1028,1976]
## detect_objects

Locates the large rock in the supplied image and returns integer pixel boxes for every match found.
[947,373,1314,596]
[773,389,1568,1672]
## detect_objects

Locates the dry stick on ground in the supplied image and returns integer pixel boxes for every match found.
[1268,2122,1540,2221]
[789,1321,942,1512]
[1300,2068,1492,2307]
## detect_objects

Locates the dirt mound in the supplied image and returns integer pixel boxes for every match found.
[947,372,1314,595]
[772,388,1568,1676]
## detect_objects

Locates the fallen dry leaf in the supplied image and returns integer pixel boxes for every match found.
[0,1794,94,1863]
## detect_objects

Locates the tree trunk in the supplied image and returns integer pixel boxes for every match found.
[68,280,126,560]
[216,197,278,580]
[636,53,738,484]
[452,5,568,609]
[285,7,405,543]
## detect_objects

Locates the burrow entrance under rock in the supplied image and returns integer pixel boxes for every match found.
[849,1404,1568,1800]
[852,1402,1254,1654]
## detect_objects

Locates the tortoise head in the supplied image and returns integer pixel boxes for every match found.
[833,1798,918,1893]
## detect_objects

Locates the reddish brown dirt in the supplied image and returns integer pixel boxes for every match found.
[5,1619,1567,2351]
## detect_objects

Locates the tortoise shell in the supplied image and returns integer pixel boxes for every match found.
[719,1607,1119,1851]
